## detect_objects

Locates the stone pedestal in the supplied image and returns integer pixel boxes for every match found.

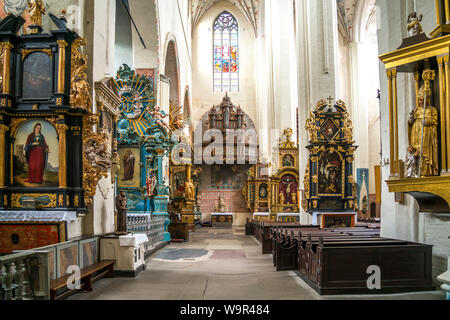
[100,234,148,277]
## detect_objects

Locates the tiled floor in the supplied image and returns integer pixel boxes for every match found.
[69,227,446,300]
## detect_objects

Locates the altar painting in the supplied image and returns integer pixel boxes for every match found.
[13,119,59,188]
[318,151,343,195]
[118,147,140,188]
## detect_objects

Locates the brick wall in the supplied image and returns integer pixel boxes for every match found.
[200,190,248,214]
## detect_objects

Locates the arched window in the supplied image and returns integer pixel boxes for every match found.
[213,11,239,93]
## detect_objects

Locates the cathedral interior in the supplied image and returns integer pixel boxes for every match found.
[0,0,449,306]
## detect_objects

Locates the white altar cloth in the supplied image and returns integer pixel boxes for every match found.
[119,234,149,247]
[0,211,77,222]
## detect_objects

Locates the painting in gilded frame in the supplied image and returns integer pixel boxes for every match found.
[13,119,59,188]
[22,52,53,99]
[318,151,343,196]
[118,146,140,188]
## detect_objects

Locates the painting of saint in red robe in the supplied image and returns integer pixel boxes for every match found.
[24,123,49,184]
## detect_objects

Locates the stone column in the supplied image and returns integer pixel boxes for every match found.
[295,0,339,224]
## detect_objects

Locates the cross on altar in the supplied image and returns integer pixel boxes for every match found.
[327,96,334,106]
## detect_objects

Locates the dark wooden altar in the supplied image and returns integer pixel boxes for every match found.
[303,99,357,214]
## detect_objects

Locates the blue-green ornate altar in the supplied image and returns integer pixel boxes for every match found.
[114,64,176,241]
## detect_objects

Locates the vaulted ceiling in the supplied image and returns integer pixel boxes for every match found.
[191,0,260,35]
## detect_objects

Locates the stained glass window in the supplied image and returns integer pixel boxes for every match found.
[213,12,239,93]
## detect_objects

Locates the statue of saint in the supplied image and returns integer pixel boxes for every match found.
[214,194,226,213]
[28,0,45,26]
[408,85,439,176]
[116,191,128,234]
[184,180,195,201]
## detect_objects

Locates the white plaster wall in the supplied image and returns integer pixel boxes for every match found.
[159,0,192,116]
[192,1,256,132]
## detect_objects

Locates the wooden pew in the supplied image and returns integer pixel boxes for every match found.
[295,232,434,294]
[50,260,115,300]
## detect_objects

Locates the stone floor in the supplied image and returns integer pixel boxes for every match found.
[69,227,446,300]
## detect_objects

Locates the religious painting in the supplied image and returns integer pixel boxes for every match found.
[321,119,339,141]
[173,170,186,197]
[211,165,246,190]
[356,168,369,210]
[318,151,343,195]
[279,174,298,205]
[81,239,98,269]
[13,119,59,188]
[22,51,53,99]
[118,147,140,188]
[259,184,268,200]
[282,154,295,167]
[57,243,78,277]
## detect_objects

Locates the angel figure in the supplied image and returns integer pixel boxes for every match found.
[149,106,171,131]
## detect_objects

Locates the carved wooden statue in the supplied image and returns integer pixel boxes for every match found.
[116,191,128,234]
[408,78,439,176]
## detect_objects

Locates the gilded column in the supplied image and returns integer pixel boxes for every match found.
[387,69,395,176]
[445,0,450,23]
[438,56,447,171]
[437,0,442,25]
[0,124,8,188]
[56,123,68,188]
[392,68,399,175]
[1,42,14,95]
[57,40,67,94]
[445,55,450,172]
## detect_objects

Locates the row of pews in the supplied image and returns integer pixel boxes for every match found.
[246,219,435,295]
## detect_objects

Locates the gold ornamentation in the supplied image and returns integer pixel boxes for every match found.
[348,175,355,184]
[11,193,57,208]
[280,128,296,148]
[28,0,45,27]
[21,48,52,61]
[0,124,8,134]
[4,195,7,206]
[312,175,319,184]
[313,200,318,209]
[56,98,63,106]
[409,68,438,177]
[9,118,27,137]
[169,102,184,132]
[58,194,64,207]
[74,196,79,207]
[82,114,111,206]
[70,38,92,113]
[302,163,310,211]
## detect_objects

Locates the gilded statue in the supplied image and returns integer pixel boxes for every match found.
[408,79,439,177]
[28,0,45,27]
[279,192,285,204]
[291,192,297,205]
[184,180,195,201]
